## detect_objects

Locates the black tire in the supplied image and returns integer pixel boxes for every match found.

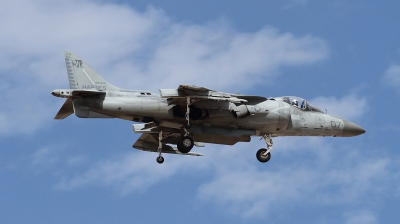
[156,156,164,164]
[177,136,194,153]
[256,148,271,163]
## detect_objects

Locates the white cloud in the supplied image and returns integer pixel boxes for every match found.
[196,138,393,218]
[51,133,399,220]
[135,25,328,90]
[0,84,55,135]
[0,0,328,136]
[55,151,208,194]
[32,147,60,166]
[383,64,400,88]
[344,210,377,224]
[311,95,367,120]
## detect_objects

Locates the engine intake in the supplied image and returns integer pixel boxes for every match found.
[233,104,249,118]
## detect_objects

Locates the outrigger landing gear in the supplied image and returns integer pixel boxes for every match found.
[156,155,164,164]
[156,131,164,164]
[256,134,273,163]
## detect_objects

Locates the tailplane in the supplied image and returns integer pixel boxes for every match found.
[64,51,120,91]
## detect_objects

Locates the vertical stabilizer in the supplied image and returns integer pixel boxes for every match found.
[64,51,120,91]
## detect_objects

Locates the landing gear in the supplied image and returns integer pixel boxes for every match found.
[185,97,191,128]
[256,134,273,163]
[156,131,164,164]
[177,97,195,154]
[177,136,194,153]
[256,148,271,163]
[156,156,164,164]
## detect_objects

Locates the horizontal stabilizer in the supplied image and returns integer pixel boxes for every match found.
[54,98,73,119]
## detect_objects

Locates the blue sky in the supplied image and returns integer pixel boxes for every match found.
[1,0,399,223]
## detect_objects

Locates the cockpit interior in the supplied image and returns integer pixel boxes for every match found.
[279,96,324,113]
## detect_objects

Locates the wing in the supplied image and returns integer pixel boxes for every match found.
[133,122,252,147]
[159,84,267,107]
[160,84,246,104]
[133,133,203,156]
[132,123,203,156]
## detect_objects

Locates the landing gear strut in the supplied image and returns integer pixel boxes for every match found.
[176,97,195,154]
[185,97,192,129]
[156,131,164,164]
[256,134,273,163]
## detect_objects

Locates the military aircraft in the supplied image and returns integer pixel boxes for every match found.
[52,51,366,164]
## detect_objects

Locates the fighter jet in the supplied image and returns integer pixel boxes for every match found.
[52,51,366,164]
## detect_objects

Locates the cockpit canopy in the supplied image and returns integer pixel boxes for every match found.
[279,96,324,113]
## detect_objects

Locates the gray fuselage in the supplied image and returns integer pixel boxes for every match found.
[54,89,363,138]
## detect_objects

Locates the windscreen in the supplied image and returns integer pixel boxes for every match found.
[279,96,324,113]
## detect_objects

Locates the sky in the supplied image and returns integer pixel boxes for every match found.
[0,0,399,223]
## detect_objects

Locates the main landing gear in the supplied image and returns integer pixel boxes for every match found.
[256,134,273,163]
[156,131,164,164]
[156,97,197,163]
[177,96,195,154]
[177,136,194,153]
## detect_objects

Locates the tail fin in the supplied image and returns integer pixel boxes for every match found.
[64,51,120,91]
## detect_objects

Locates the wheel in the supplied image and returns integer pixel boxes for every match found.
[177,136,194,153]
[256,148,271,163]
[156,156,164,164]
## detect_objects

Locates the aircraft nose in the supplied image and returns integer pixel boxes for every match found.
[342,120,366,137]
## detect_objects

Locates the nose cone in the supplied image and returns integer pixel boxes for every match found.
[342,120,366,137]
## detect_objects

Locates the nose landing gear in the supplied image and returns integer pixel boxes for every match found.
[256,148,271,163]
[256,134,273,163]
